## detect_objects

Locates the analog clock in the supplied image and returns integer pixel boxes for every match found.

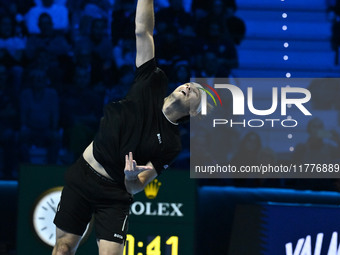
[32,187,92,247]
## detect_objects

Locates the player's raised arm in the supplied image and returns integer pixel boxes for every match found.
[135,0,155,68]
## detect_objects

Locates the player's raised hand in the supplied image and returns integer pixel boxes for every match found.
[124,152,153,181]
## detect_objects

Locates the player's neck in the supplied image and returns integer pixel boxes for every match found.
[162,97,185,125]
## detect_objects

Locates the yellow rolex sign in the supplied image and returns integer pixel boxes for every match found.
[125,170,196,255]
[144,179,161,199]
[130,179,184,217]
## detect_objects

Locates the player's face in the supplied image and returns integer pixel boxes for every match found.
[171,83,201,115]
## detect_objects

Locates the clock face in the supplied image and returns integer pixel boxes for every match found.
[32,187,92,247]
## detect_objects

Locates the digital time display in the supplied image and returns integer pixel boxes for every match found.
[124,235,179,255]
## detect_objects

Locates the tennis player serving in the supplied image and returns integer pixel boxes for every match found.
[52,0,203,254]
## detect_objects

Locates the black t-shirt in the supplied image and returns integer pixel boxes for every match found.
[93,58,182,184]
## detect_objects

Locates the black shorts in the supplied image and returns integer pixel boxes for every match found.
[54,156,133,244]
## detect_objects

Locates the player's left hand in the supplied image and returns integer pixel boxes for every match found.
[124,152,153,181]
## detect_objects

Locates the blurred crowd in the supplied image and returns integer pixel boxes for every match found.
[2,0,338,192]
[0,0,246,179]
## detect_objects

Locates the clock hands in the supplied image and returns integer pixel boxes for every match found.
[47,201,57,213]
